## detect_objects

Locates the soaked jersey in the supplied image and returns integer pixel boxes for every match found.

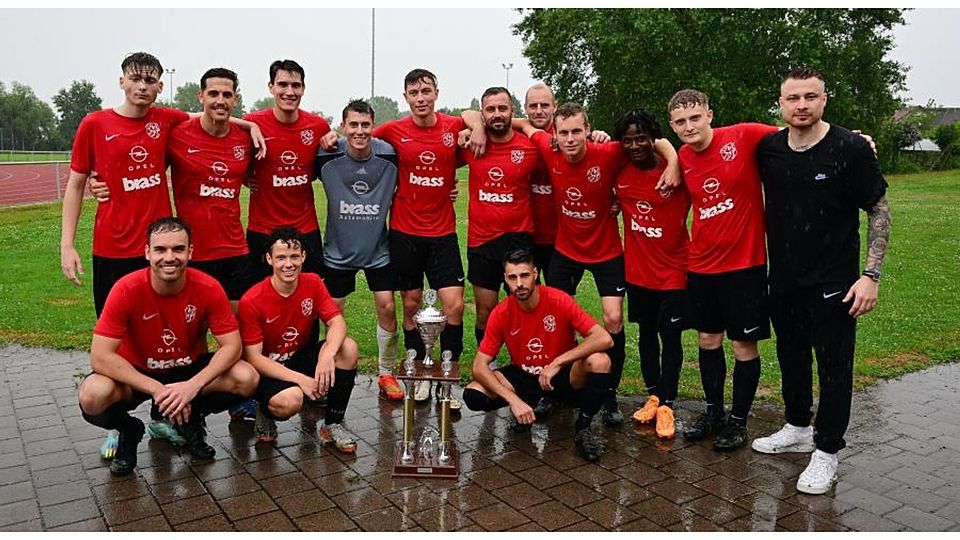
[528,122,557,245]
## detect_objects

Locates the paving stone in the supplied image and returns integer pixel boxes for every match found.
[234,509,297,531]
[110,514,172,531]
[693,472,758,501]
[545,479,606,508]
[91,477,152,504]
[521,500,585,530]
[293,507,357,531]
[835,486,903,516]
[885,505,955,531]
[39,497,101,529]
[386,484,446,513]
[101,494,162,526]
[0,480,35,505]
[174,514,235,532]
[466,465,522,490]
[353,505,418,531]
[220,490,278,521]
[48,517,108,531]
[161,494,222,525]
[576,497,640,529]
[0,499,40,528]
[275,488,336,518]
[647,477,708,505]
[467,501,531,531]
[564,462,619,487]
[832,508,907,531]
[685,493,750,524]
[259,470,315,498]
[777,510,850,531]
[411,503,475,531]
[35,481,91,507]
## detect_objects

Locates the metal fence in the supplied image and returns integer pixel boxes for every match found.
[0,160,70,207]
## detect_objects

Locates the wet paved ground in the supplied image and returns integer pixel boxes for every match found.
[1,343,958,531]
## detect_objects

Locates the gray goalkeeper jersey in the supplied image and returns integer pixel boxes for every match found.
[315,137,397,269]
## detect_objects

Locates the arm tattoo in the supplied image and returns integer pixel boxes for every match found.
[865,195,890,273]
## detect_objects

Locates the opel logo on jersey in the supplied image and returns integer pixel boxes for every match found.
[543,316,556,333]
[719,141,738,162]
[703,177,721,194]
[233,145,245,160]
[527,338,544,353]
[565,187,583,202]
[635,200,653,215]
[300,129,314,146]
[161,329,177,346]
[145,122,161,140]
[488,167,505,182]
[419,151,437,165]
[282,327,299,342]
[211,161,229,176]
[442,132,455,148]
[511,149,525,164]
[586,165,602,183]
[129,146,149,163]
[351,180,370,195]
[280,150,298,165]
[301,298,313,317]
[184,304,197,323]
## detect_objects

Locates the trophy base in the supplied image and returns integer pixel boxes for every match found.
[392,441,459,479]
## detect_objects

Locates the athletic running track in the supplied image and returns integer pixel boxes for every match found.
[0,162,71,207]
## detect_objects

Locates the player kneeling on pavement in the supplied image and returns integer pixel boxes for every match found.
[462,248,614,463]
[238,227,360,453]
[78,217,259,475]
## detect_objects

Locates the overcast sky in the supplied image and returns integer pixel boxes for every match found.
[0,7,957,118]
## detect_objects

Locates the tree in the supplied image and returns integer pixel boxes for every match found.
[252,96,274,112]
[514,8,907,137]
[0,81,58,150]
[368,95,401,125]
[232,92,245,119]
[53,80,102,149]
[172,82,201,113]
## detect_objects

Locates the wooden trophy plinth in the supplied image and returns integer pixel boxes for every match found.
[392,362,460,479]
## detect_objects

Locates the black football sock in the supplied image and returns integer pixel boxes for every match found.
[324,368,357,425]
[474,326,485,347]
[699,346,726,414]
[403,327,426,360]
[730,357,761,426]
[82,403,132,430]
[637,326,661,398]
[196,392,245,416]
[440,323,464,361]
[576,373,610,431]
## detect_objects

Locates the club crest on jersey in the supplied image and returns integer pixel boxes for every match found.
[703,177,721,194]
[184,304,197,323]
[282,327,299,342]
[351,180,370,195]
[543,315,556,333]
[719,142,737,162]
[161,329,177,346]
[418,151,436,165]
[442,132,454,148]
[129,146,149,163]
[211,161,229,176]
[301,298,313,317]
[635,200,653,215]
[527,337,544,353]
[280,150,298,165]
[233,145,245,160]
[511,149,525,164]
[300,129,314,146]
[145,122,161,140]
[586,166,602,183]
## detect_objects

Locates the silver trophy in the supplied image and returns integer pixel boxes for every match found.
[414,289,446,367]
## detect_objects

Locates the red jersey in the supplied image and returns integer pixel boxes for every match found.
[615,162,691,290]
[373,113,466,237]
[679,123,777,274]
[528,123,557,245]
[71,107,189,258]
[167,118,252,261]
[94,268,237,373]
[237,273,341,364]
[531,131,627,263]
[479,286,598,375]
[458,132,541,247]
[243,109,331,234]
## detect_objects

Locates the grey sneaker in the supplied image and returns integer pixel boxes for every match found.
[255,403,277,444]
[319,423,357,454]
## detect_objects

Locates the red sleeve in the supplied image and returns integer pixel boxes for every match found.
[372,120,396,142]
[530,130,553,155]
[158,106,190,127]
[315,116,332,137]
[312,278,342,324]
[93,280,130,339]
[600,140,628,173]
[205,281,239,336]
[478,303,506,357]
[742,123,780,149]
[237,294,264,346]
[70,114,95,174]
[560,292,598,337]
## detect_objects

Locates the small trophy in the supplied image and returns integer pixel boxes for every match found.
[404,348,417,376]
[414,289,446,367]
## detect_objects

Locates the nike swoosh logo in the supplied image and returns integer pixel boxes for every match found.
[744,326,760,334]
[616,286,626,292]
[187,148,201,154]
[263,136,278,141]
[823,290,843,299]
[400,137,413,143]
[670,317,682,323]
[266,316,280,324]
[509,328,521,336]
[142,313,159,320]
[457,277,465,283]
[683,168,693,174]
[616,184,630,190]
[105,134,120,141]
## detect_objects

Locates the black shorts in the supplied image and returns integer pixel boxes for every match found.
[467,233,533,291]
[247,228,324,281]
[532,243,555,282]
[547,251,626,297]
[255,339,325,415]
[491,363,577,408]
[687,265,770,341]
[191,255,256,301]
[92,255,148,317]
[389,230,464,292]
[123,352,214,410]
[626,285,690,331]
[322,263,397,298]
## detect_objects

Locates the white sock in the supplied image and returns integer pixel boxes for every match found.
[376,325,397,375]
[812,449,838,464]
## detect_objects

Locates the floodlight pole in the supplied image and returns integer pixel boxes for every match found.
[169,68,176,105]
[501,63,513,93]
[371,8,376,99]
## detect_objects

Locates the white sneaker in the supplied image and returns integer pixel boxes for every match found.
[751,423,815,454]
[414,380,432,402]
[797,450,839,495]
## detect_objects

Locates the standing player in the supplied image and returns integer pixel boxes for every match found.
[514,104,680,425]
[667,89,778,450]
[238,228,360,452]
[77,218,259,475]
[244,59,334,280]
[463,249,613,462]
[754,68,890,494]
[458,87,540,351]
[314,100,403,402]
[372,68,484,402]
[523,83,559,276]
[613,109,691,439]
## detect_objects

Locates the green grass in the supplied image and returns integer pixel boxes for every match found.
[0,151,71,162]
[1,168,957,401]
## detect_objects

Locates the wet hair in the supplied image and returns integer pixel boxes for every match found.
[783,67,826,86]
[121,52,163,77]
[266,227,304,256]
[613,108,663,141]
[146,217,190,244]
[503,248,535,269]
[554,102,589,126]
[404,68,438,89]
[481,86,512,104]
[667,89,710,114]
[342,99,375,122]
[524,83,556,105]
[200,67,239,91]
[269,59,305,84]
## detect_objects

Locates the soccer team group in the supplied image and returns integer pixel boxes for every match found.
[60,51,890,496]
